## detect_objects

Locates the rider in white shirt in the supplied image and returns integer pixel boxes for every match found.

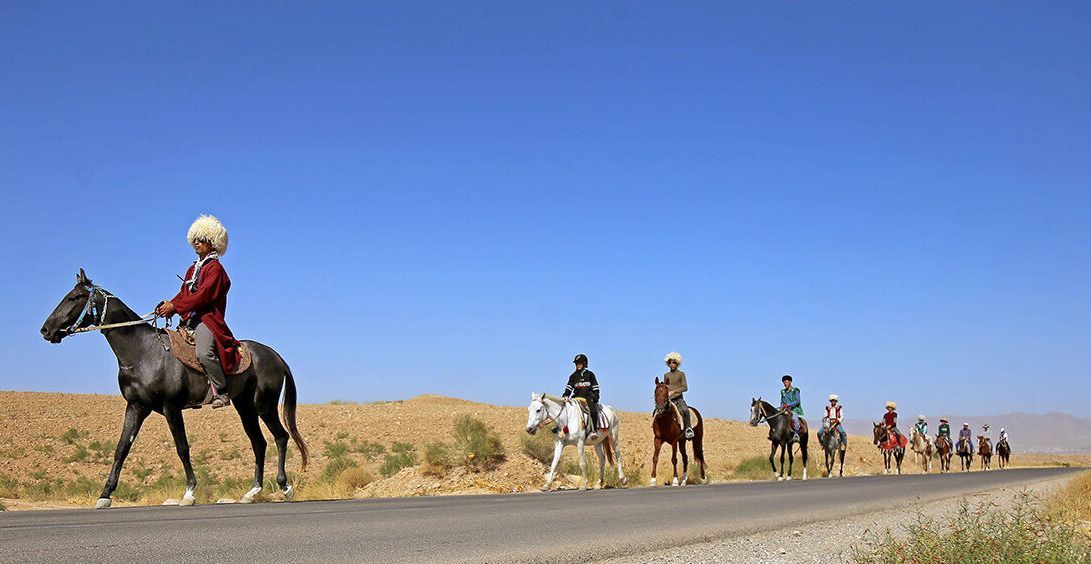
[823,394,847,449]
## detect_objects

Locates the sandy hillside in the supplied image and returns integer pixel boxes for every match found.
[1,391,1086,510]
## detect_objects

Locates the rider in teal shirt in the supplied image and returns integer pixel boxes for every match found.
[780,375,803,442]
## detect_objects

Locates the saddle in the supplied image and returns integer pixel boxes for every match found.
[165,327,252,376]
[570,397,607,431]
[669,402,696,431]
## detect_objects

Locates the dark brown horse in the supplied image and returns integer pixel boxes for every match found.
[997,438,1010,469]
[957,437,974,471]
[935,435,953,473]
[978,436,992,471]
[650,379,707,486]
[872,423,905,475]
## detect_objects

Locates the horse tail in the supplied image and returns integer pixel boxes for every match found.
[603,435,616,467]
[691,408,707,468]
[281,365,310,472]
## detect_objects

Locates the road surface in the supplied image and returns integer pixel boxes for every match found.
[1,467,1079,563]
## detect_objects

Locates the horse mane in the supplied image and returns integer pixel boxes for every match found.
[540,393,566,404]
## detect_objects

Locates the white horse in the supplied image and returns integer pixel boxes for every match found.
[910,428,934,473]
[525,393,626,491]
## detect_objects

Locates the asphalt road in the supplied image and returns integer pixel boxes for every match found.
[1,467,1079,563]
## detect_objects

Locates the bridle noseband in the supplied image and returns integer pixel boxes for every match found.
[67,284,111,333]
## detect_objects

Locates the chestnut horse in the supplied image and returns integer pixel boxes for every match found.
[873,423,906,475]
[935,435,953,473]
[650,379,707,486]
[978,436,992,471]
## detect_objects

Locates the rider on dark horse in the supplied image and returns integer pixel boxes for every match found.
[937,417,952,446]
[822,394,847,449]
[562,353,601,439]
[882,401,902,443]
[154,215,240,409]
[959,422,974,451]
[780,375,803,443]
[663,352,694,439]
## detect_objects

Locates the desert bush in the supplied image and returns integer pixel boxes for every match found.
[422,442,454,476]
[380,443,417,477]
[60,428,88,445]
[350,438,386,460]
[451,415,505,472]
[321,455,358,481]
[63,446,89,464]
[1051,470,1091,524]
[88,440,113,463]
[0,499,7,511]
[725,454,817,481]
[323,440,350,460]
[336,467,375,490]
[0,473,18,498]
[521,432,557,466]
[851,491,1091,563]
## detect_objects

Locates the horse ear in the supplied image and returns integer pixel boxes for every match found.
[77,268,89,284]
[655,377,660,384]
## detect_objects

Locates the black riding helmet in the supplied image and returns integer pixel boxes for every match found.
[572,353,588,366]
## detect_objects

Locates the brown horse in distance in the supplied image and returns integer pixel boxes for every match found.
[935,435,953,473]
[978,436,992,471]
[650,378,707,486]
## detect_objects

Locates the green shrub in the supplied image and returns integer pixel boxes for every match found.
[422,442,454,475]
[321,456,358,481]
[323,440,349,460]
[350,438,386,460]
[450,415,505,472]
[725,454,816,481]
[60,428,88,445]
[63,446,89,464]
[336,467,375,490]
[521,433,558,466]
[851,492,1091,563]
[380,443,417,477]
[0,473,19,498]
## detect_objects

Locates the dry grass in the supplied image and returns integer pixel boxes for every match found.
[1051,471,1091,539]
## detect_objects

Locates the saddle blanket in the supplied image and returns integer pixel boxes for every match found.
[570,397,609,430]
[165,327,252,375]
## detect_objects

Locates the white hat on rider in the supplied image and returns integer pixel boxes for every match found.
[664,351,682,365]
[885,401,896,409]
[828,394,839,401]
[187,214,229,254]
[918,415,926,420]
[963,422,969,426]
[1000,427,1005,432]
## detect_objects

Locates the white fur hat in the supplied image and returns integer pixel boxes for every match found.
[918,414,926,420]
[187,214,229,254]
[885,401,897,409]
[664,351,682,365]
[828,394,839,401]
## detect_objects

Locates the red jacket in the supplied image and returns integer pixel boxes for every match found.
[170,258,240,373]
[883,411,898,428]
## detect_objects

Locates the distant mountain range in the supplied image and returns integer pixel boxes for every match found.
[841,413,1091,454]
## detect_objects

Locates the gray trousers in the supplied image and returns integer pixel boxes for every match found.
[194,322,226,391]
[671,395,692,429]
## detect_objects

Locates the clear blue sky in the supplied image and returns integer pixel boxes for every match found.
[3,3,1089,420]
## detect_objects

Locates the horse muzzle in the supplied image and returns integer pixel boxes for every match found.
[40,326,67,344]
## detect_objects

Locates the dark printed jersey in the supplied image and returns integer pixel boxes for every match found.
[563,369,600,403]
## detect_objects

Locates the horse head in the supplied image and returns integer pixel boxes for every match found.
[525,392,549,435]
[872,422,885,445]
[41,269,103,343]
[653,378,670,415]
[748,397,765,427]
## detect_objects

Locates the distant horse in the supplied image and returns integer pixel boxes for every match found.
[749,398,809,481]
[909,428,934,473]
[957,437,974,471]
[40,270,309,508]
[818,417,846,478]
[872,424,906,475]
[978,436,992,471]
[525,393,626,491]
[935,435,953,473]
[650,378,707,486]
[997,438,1011,469]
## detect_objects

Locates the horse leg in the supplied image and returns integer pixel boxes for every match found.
[594,443,606,488]
[769,442,779,480]
[670,442,679,486]
[838,448,845,477]
[543,439,564,491]
[612,426,626,486]
[258,410,292,495]
[799,435,808,480]
[650,437,663,486]
[235,402,266,503]
[96,402,150,508]
[163,405,197,506]
[679,440,690,486]
[577,438,589,490]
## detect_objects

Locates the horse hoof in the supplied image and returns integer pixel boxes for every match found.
[95,498,112,509]
[785,476,793,481]
[670,478,679,486]
[281,485,295,500]
[240,486,262,504]
[777,476,784,482]
[649,478,657,486]
[180,492,196,507]
[621,477,628,487]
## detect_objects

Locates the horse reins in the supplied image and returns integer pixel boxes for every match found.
[66,284,171,350]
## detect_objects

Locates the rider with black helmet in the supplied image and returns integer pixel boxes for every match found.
[562,354,601,438]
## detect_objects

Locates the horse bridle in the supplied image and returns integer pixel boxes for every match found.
[65,283,169,349]
[753,401,786,425]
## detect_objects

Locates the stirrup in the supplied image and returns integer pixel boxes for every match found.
[684,428,695,439]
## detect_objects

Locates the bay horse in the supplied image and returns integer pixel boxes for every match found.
[749,398,809,481]
[650,378,707,486]
[872,423,905,475]
[818,417,845,478]
[997,438,1010,469]
[978,436,992,471]
[935,435,953,473]
[957,437,974,471]
[524,393,626,491]
[41,270,309,508]
[909,428,934,473]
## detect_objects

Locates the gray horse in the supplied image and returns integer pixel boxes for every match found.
[41,270,309,508]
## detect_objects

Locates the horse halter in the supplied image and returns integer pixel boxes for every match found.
[67,284,112,333]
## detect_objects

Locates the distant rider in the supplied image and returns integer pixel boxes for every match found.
[155,215,239,409]
[663,352,694,439]
[882,401,902,442]
[823,394,847,449]
[780,375,803,443]
[999,427,1008,444]
[937,417,952,447]
[914,415,931,445]
[959,422,974,451]
[562,353,601,439]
